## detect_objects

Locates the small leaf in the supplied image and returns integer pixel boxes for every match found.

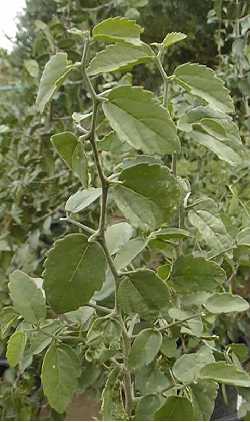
[43,234,106,313]
[171,255,225,293]
[105,222,134,255]
[24,59,39,78]
[103,86,180,155]
[199,362,250,387]
[129,329,162,369]
[113,162,181,230]
[41,344,80,413]
[188,209,233,257]
[36,53,72,113]
[118,269,171,316]
[114,237,148,271]
[9,270,46,323]
[162,32,187,48]
[191,381,218,421]
[92,17,143,45]
[151,227,191,241]
[101,367,125,420]
[236,227,250,247]
[72,142,89,187]
[87,43,153,76]
[6,331,27,368]
[65,188,102,213]
[174,63,234,113]
[204,293,249,314]
[172,347,214,384]
[154,396,195,421]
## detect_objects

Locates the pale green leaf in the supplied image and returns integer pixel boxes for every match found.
[171,255,225,293]
[172,347,214,384]
[135,395,163,421]
[154,396,195,421]
[114,237,148,271]
[135,365,171,395]
[72,142,89,187]
[24,59,39,78]
[174,63,234,113]
[41,344,80,413]
[118,269,171,316]
[43,234,106,313]
[101,368,125,420]
[87,43,153,76]
[199,362,250,387]
[188,209,233,257]
[191,381,218,421]
[92,17,143,45]
[204,293,249,314]
[236,227,250,247]
[113,162,181,230]
[151,227,191,241]
[36,53,70,113]
[129,329,162,369]
[105,222,134,255]
[6,331,27,368]
[162,32,187,48]
[9,270,46,323]
[65,188,102,213]
[103,86,180,155]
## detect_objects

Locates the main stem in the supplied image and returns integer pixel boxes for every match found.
[81,34,133,418]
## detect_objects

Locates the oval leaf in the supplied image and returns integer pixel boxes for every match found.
[6,331,27,368]
[154,396,195,421]
[162,32,187,48]
[65,188,102,213]
[204,293,249,314]
[43,234,106,313]
[129,329,162,369]
[199,362,250,388]
[41,344,80,413]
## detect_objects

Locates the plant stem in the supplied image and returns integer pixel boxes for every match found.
[61,217,95,236]
[81,34,134,418]
[158,312,203,331]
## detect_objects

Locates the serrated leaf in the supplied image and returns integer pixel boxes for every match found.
[9,270,46,323]
[171,255,225,293]
[105,222,134,255]
[174,63,234,113]
[129,329,162,369]
[65,188,102,213]
[43,234,106,313]
[6,331,27,368]
[103,86,180,155]
[113,162,181,230]
[114,237,148,271]
[204,293,249,314]
[172,347,214,384]
[191,381,218,421]
[92,17,143,45]
[199,362,250,387]
[188,209,233,257]
[87,43,153,76]
[41,344,80,413]
[162,32,187,48]
[154,396,195,421]
[36,53,71,113]
[118,269,171,316]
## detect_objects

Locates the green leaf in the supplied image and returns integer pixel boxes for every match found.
[135,395,163,421]
[162,32,187,48]
[172,347,214,384]
[204,293,249,314]
[0,307,19,338]
[6,331,27,368]
[236,227,250,247]
[188,209,233,257]
[118,269,171,316]
[103,86,180,155]
[9,270,46,323]
[41,344,80,413]
[129,329,162,369]
[151,227,191,241]
[174,63,234,113]
[36,53,71,113]
[114,237,148,270]
[72,142,89,187]
[135,364,171,395]
[43,234,106,313]
[171,255,225,293]
[191,381,218,421]
[24,59,39,78]
[105,222,134,255]
[87,43,153,76]
[113,162,181,230]
[154,396,195,421]
[92,17,143,45]
[199,362,250,387]
[65,188,102,213]
[101,367,125,420]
